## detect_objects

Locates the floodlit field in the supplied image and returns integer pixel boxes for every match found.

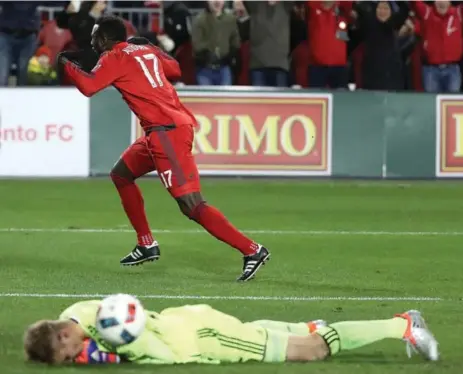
[1,178,462,374]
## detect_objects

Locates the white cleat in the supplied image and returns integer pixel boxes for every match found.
[395,309,439,361]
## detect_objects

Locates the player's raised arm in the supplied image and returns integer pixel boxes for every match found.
[410,0,429,20]
[59,16,130,97]
[60,51,123,97]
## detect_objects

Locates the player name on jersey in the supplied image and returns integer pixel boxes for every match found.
[436,96,463,177]
[132,92,332,177]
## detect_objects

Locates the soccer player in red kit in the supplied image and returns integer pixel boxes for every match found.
[58,16,270,281]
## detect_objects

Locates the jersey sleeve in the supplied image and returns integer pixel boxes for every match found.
[63,51,124,97]
[153,46,181,80]
[116,309,208,364]
[74,339,122,364]
[59,300,115,353]
[115,311,179,364]
[410,0,430,20]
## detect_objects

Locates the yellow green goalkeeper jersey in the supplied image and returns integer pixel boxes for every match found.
[59,300,281,364]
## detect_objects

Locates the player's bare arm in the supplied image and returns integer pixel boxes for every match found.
[286,334,329,361]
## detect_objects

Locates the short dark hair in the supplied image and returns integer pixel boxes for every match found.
[96,16,127,43]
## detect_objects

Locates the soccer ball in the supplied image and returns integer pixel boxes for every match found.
[96,293,146,346]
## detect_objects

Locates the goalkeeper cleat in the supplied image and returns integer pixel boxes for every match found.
[120,242,160,266]
[307,319,327,334]
[237,246,270,282]
[395,310,439,361]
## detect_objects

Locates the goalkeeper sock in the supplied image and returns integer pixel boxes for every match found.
[191,202,258,256]
[111,173,154,246]
[316,317,407,355]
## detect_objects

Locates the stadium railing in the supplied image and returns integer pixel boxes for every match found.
[37,6,164,32]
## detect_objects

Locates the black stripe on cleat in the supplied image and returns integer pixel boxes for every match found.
[120,245,161,266]
[237,247,270,282]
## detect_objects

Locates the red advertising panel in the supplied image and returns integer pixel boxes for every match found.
[132,91,332,176]
[436,96,463,177]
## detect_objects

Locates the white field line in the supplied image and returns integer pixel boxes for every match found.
[0,293,443,302]
[0,227,463,236]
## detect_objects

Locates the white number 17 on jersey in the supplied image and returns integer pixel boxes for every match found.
[135,53,164,88]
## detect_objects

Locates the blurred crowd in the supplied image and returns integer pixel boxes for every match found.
[1,0,463,92]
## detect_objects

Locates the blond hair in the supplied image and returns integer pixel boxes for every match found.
[23,320,67,364]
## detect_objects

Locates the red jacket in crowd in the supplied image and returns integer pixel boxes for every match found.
[307,1,353,66]
[38,20,72,64]
[412,1,463,65]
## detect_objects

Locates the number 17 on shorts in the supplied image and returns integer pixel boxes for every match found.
[159,169,172,188]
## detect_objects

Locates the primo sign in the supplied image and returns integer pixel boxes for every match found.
[132,91,332,177]
[436,96,463,177]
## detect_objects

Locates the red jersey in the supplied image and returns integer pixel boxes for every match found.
[412,1,463,65]
[63,42,197,129]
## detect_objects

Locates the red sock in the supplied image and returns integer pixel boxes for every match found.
[191,202,259,256]
[111,173,155,246]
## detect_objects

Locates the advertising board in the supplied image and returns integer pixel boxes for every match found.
[132,91,332,176]
[0,89,89,177]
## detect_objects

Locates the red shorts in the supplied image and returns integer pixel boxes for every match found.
[121,125,200,198]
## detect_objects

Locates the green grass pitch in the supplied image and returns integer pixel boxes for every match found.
[1,178,462,374]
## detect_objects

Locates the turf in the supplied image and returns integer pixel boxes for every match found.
[1,178,462,374]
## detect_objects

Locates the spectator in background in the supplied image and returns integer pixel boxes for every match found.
[233,0,250,38]
[56,1,106,74]
[163,1,192,55]
[412,0,463,93]
[238,0,292,87]
[290,2,308,53]
[27,45,57,86]
[191,0,240,85]
[307,1,353,89]
[133,30,174,54]
[353,1,410,91]
[38,19,72,67]
[0,1,40,86]
[397,17,419,91]
[56,0,137,74]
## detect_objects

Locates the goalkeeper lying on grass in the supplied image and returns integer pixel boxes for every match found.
[23,300,439,365]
